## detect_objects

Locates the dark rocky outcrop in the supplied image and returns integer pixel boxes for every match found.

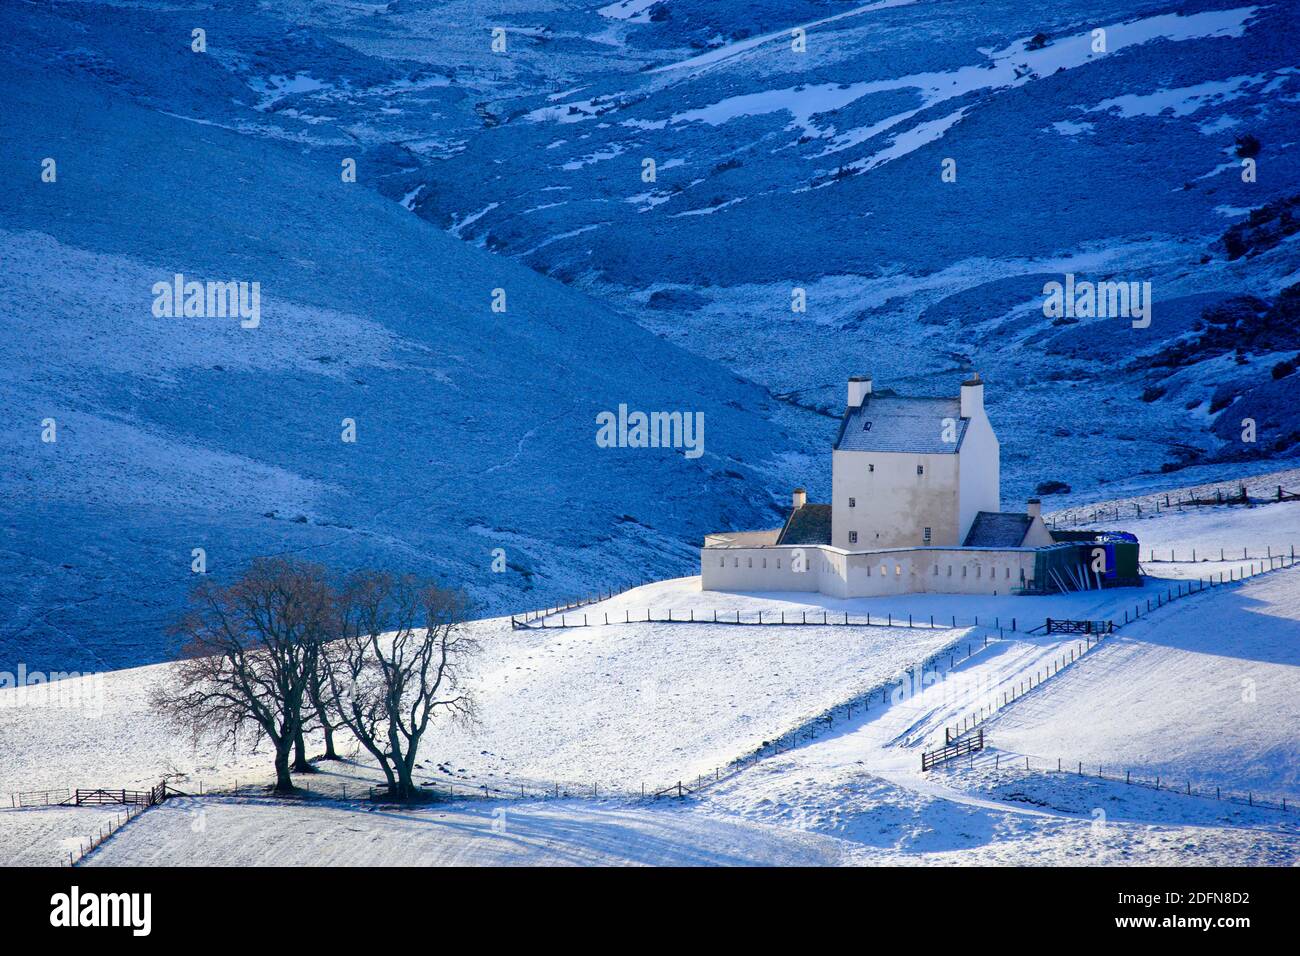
[1219,194,1300,260]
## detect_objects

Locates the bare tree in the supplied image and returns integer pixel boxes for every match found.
[323,572,476,800]
[304,662,342,761]
[153,557,331,793]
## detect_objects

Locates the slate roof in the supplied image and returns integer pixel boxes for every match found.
[963,511,1033,548]
[776,503,833,546]
[834,390,968,454]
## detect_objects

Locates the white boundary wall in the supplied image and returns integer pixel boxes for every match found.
[700,544,1039,598]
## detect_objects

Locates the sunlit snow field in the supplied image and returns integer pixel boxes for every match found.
[3,493,1300,865]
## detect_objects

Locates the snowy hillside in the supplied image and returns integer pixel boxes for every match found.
[986,568,1300,795]
[4,1,1300,667]
[0,30,819,669]
[3,0,1300,871]
[402,0,1300,499]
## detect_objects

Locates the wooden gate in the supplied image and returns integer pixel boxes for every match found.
[921,730,984,771]
[1045,618,1113,635]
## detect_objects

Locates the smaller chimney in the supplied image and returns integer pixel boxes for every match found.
[1026,498,1041,519]
[847,375,873,408]
[960,371,984,418]
[792,487,807,510]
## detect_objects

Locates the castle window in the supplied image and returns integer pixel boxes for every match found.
[868,463,875,473]
[923,527,932,543]
[719,557,724,567]
[947,565,953,576]
[748,558,753,568]
[895,564,902,576]
[962,566,967,577]
[848,497,856,508]
[762,558,767,568]
[917,464,924,476]
[776,559,781,569]
[848,531,858,544]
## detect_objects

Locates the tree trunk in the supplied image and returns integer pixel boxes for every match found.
[292,730,313,773]
[394,760,417,801]
[396,731,424,801]
[320,721,338,761]
[273,745,294,793]
[307,674,340,760]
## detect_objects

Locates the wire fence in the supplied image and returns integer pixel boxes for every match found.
[496,544,1300,806]
[512,579,655,627]
[7,788,70,808]
[1143,547,1296,564]
[670,628,1002,799]
[1049,483,1300,530]
[66,801,156,866]
[518,553,1298,636]
[941,551,1298,746]
[943,631,1113,745]
[517,605,1028,634]
[952,752,1300,817]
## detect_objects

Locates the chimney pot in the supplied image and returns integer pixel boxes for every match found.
[847,375,873,408]
[792,487,807,509]
[1026,498,1041,519]
[960,372,985,418]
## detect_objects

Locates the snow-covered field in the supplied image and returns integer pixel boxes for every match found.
[1094,501,1300,560]
[82,796,848,867]
[702,755,1300,866]
[0,615,965,798]
[0,805,125,867]
[77,769,1300,867]
[5,492,1300,866]
[431,617,967,790]
[986,569,1300,797]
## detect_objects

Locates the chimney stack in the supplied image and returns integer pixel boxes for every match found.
[847,375,873,408]
[960,371,984,419]
[1026,497,1041,519]
[792,487,807,510]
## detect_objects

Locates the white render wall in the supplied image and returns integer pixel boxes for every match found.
[701,545,1039,598]
[831,450,960,549]
[957,410,1000,544]
[830,388,1000,550]
[1022,516,1055,548]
